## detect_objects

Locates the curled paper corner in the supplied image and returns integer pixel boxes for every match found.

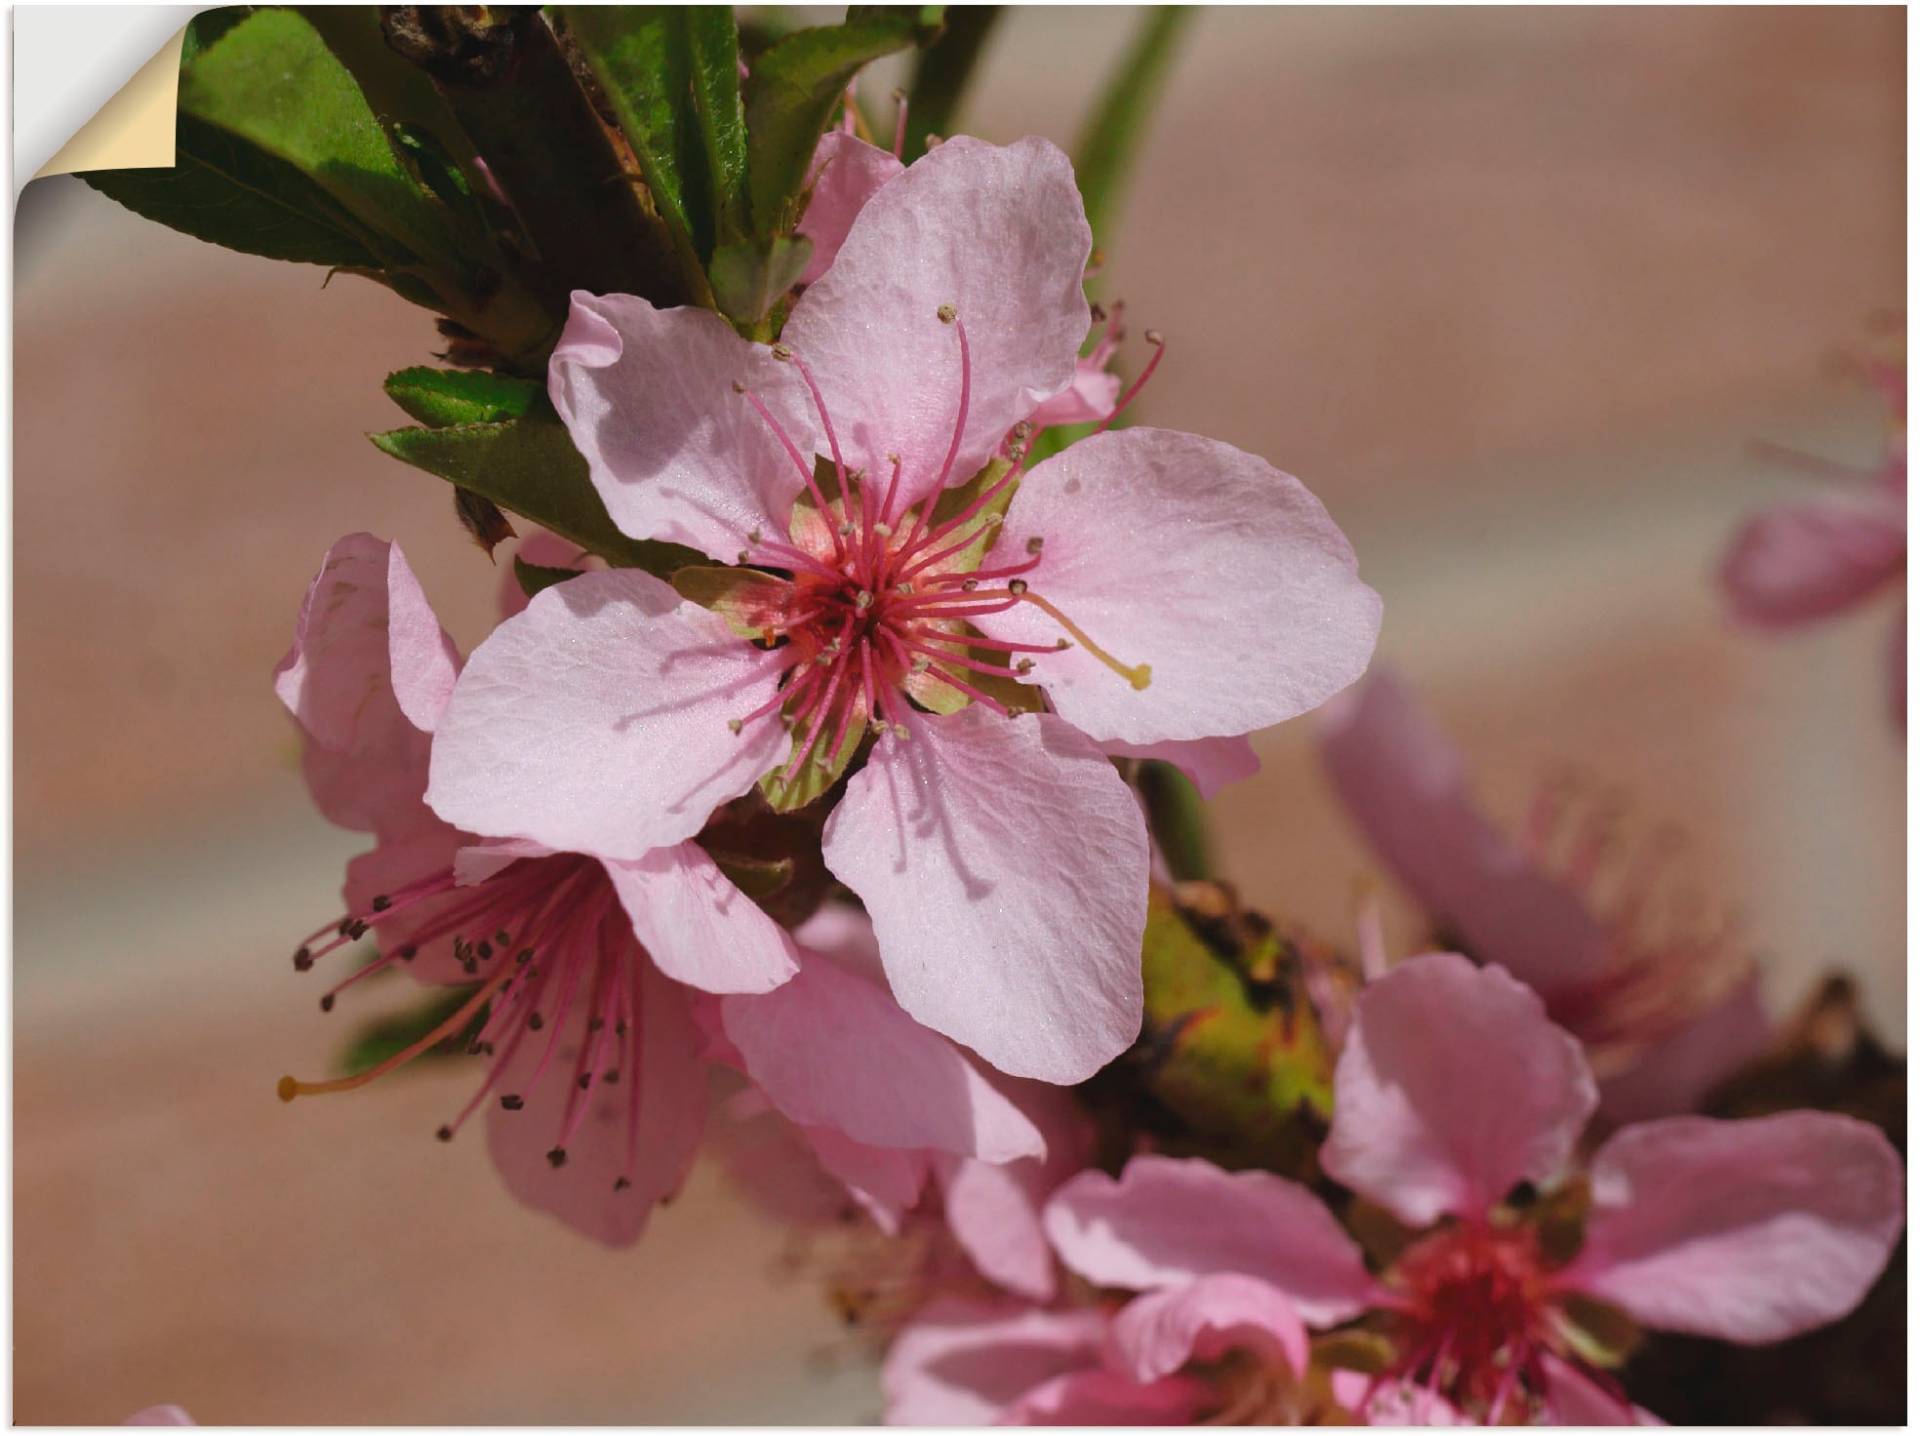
[14,6,198,192]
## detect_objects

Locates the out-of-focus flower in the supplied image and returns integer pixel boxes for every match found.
[1719,345,1906,728]
[274,535,1044,1245]
[429,135,1380,1087]
[1035,954,1903,1425]
[1318,669,1771,1122]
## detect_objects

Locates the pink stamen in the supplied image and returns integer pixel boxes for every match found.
[1096,330,1165,435]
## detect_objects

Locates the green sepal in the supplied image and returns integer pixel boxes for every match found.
[705,850,796,903]
[902,621,1046,717]
[369,403,700,578]
[513,556,579,602]
[1554,1293,1643,1370]
[672,565,793,638]
[336,982,483,1076]
[759,704,867,813]
[742,8,941,236]
[919,455,1019,576]
[710,234,813,328]
[385,367,539,427]
[1312,1329,1399,1376]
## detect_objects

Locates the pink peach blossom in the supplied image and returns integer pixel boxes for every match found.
[1036,954,1903,1424]
[1318,668,1772,1122]
[432,135,1380,1086]
[275,535,1046,1245]
[1719,351,1906,727]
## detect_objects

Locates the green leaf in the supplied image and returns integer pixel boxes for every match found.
[900,5,1000,157]
[1073,6,1194,251]
[560,6,748,267]
[672,565,793,638]
[181,6,255,64]
[743,9,939,236]
[83,111,385,269]
[336,983,483,1076]
[709,235,813,327]
[176,8,463,270]
[513,555,580,601]
[369,404,701,578]
[384,367,540,426]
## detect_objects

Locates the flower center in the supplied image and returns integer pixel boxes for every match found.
[277,852,652,1188]
[1379,1220,1559,1421]
[727,309,1149,770]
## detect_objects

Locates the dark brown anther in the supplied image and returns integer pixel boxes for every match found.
[613,1176,633,1193]
[345,920,370,942]
[319,994,336,1013]
[1008,579,1029,596]
[528,1012,545,1032]
[398,944,418,962]
[499,1094,525,1112]
[546,1147,568,1169]
[435,1125,454,1142]
[476,941,493,961]
[576,1073,592,1090]
[370,895,392,912]
[293,948,313,972]
[588,1018,605,1032]
[602,1069,619,1085]
[516,949,533,965]
[494,930,510,946]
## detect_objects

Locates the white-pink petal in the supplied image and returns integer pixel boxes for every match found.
[426,569,789,861]
[1042,1154,1377,1325]
[1719,497,1905,631]
[1568,1112,1904,1344]
[1322,953,1596,1228]
[978,428,1382,745]
[821,707,1147,1084]
[484,960,706,1247]
[720,949,1042,1162]
[548,293,821,561]
[600,843,799,995]
[1107,1273,1309,1382]
[881,1301,1109,1426]
[1104,735,1261,799]
[783,136,1091,513]
[997,1368,1213,1426]
[796,130,903,285]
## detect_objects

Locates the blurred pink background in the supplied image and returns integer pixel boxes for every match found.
[14,5,1904,1423]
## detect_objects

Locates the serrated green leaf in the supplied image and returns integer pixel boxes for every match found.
[743,10,937,236]
[83,112,385,269]
[176,8,460,269]
[385,367,540,426]
[514,555,580,602]
[369,405,701,578]
[672,565,793,638]
[1074,7,1194,252]
[710,234,813,327]
[336,982,483,1076]
[560,6,747,267]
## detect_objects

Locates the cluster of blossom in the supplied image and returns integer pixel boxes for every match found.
[265,128,1902,1425]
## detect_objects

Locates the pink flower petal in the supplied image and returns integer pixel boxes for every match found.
[1595,973,1773,1125]
[1331,1373,1466,1426]
[599,843,799,995]
[1042,1154,1376,1325]
[796,130,903,285]
[548,294,821,561]
[821,708,1147,1084]
[484,959,705,1247]
[882,1300,1109,1426]
[426,570,789,861]
[707,1088,856,1227]
[939,1078,1094,1299]
[1568,1112,1904,1344]
[802,1124,929,1231]
[1028,355,1123,429]
[783,136,1091,513]
[1317,669,1610,996]
[1108,1273,1309,1382]
[977,428,1381,745]
[997,1368,1214,1426]
[1719,498,1905,630]
[344,818,469,982]
[720,948,1043,1161]
[1321,953,1596,1227]
[1539,1356,1655,1426]
[1104,735,1261,799]
[274,533,452,833]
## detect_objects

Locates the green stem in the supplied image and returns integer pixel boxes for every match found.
[902,6,1001,157]
[1138,758,1213,882]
